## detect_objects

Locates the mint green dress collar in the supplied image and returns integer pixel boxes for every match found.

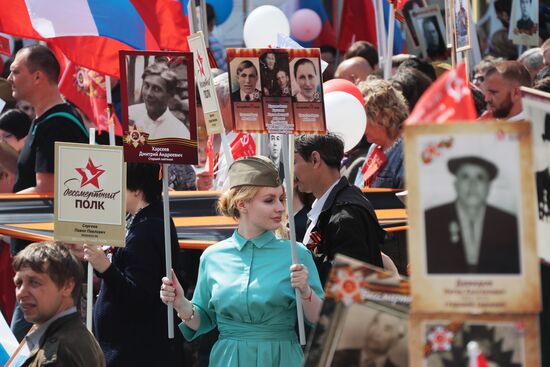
[232,230,275,251]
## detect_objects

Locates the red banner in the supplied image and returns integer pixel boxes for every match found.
[59,62,121,135]
[0,35,10,56]
[406,62,476,124]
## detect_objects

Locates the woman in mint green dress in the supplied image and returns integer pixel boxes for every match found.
[160,156,323,366]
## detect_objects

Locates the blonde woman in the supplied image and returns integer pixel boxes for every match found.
[160,156,323,367]
[354,78,409,189]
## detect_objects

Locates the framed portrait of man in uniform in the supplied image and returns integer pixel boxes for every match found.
[404,122,540,314]
[411,6,448,60]
[509,0,539,46]
[521,87,550,263]
[120,50,198,164]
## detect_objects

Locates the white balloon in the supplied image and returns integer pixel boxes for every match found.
[243,6,290,48]
[324,91,367,153]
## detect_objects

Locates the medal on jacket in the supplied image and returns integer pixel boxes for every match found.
[449,221,460,244]
[362,147,387,188]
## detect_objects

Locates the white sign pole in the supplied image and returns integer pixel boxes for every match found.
[281,134,306,345]
[162,164,175,338]
[105,76,115,147]
[86,128,96,332]
[384,6,396,80]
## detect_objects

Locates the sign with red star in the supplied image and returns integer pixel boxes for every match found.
[75,158,105,189]
[55,142,126,247]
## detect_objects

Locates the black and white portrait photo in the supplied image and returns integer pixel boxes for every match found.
[331,304,408,367]
[423,155,520,274]
[509,0,539,45]
[419,134,521,275]
[411,7,448,60]
[405,122,540,314]
[259,51,291,98]
[230,58,262,102]
[126,55,191,140]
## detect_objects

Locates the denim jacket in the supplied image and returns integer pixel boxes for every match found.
[354,139,404,189]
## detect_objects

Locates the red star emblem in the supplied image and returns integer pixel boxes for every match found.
[197,52,205,77]
[75,158,105,189]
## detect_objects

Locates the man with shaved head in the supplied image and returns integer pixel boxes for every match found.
[335,57,374,84]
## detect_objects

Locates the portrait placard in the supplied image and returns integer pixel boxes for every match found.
[227,48,326,135]
[409,313,540,366]
[508,0,539,46]
[521,87,550,263]
[119,50,198,164]
[404,122,540,313]
[453,0,471,51]
[54,142,125,247]
[410,5,448,60]
[304,255,410,367]
[188,32,224,135]
[403,0,428,49]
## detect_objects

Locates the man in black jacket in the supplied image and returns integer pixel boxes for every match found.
[425,156,520,274]
[294,134,384,285]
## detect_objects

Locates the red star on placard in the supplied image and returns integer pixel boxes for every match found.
[75,158,105,189]
[197,52,205,77]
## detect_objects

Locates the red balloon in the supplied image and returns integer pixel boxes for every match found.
[323,78,364,105]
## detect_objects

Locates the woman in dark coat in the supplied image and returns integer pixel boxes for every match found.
[83,163,181,367]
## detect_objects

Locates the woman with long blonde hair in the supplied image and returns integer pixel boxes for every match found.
[161,156,323,366]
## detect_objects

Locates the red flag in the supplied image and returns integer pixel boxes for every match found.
[230,133,256,159]
[130,0,190,51]
[59,61,122,135]
[338,0,378,51]
[0,35,10,56]
[406,62,477,124]
[477,353,489,367]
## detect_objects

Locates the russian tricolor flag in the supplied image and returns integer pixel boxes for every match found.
[0,0,189,77]
[25,0,147,49]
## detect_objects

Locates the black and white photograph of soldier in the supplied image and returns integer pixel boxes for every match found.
[412,9,448,60]
[230,58,262,102]
[509,0,539,45]
[127,55,191,140]
[419,134,521,275]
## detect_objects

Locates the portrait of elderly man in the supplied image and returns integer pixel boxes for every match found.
[292,58,321,102]
[424,156,520,274]
[128,60,190,140]
[231,59,261,102]
[332,311,406,367]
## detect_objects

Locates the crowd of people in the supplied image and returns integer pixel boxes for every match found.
[0,4,549,366]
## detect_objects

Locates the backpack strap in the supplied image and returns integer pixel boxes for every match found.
[31,112,89,138]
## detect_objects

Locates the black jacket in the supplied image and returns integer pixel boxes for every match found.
[93,201,181,367]
[425,202,520,274]
[309,177,385,285]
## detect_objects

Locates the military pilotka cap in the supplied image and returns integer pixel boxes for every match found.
[447,156,498,181]
[228,156,281,189]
